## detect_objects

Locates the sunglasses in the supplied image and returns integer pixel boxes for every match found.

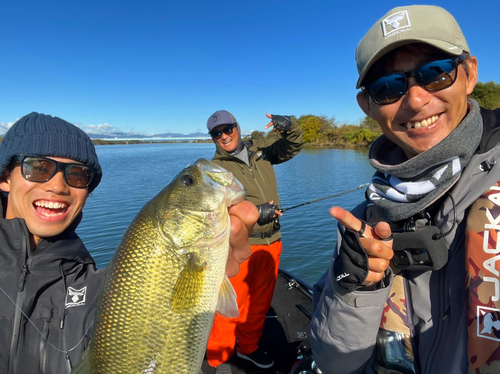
[210,123,237,139]
[364,54,467,105]
[15,155,94,189]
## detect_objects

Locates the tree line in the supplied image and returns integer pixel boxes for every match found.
[246,81,500,148]
[1,82,499,147]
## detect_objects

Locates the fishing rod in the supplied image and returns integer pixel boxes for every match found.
[279,183,370,213]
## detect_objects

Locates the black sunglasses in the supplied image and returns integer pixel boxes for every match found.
[364,54,467,105]
[15,155,94,189]
[210,123,237,138]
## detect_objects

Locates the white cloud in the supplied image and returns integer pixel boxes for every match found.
[0,122,15,136]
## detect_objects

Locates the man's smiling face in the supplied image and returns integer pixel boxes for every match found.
[358,45,478,159]
[213,124,240,153]
[0,156,89,244]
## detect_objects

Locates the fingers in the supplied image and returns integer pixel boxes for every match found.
[225,252,241,278]
[373,221,393,242]
[226,216,251,277]
[265,113,273,129]
[330,206,368,236]
[330,206,394,285]
[226,201,258,277]
[360,225,394,285]
[228,201,259,237]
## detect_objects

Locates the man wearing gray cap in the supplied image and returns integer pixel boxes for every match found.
[205,110,303,369]
[309,5,500,374]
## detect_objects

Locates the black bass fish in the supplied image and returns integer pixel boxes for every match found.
[73,158,245,374]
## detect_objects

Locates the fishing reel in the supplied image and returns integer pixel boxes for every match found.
[257,203,280,226]
[273,216,281,230]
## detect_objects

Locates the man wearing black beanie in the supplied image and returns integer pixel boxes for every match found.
[0,112,259,374]
[0,112,105,374]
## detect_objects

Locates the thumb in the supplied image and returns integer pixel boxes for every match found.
[373,221,393,248]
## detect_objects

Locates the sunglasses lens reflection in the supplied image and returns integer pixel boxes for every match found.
[21,156,93,188]
[211,124,235,138]
[367,56,462,105]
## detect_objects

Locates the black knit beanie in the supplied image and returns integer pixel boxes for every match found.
[0,112,102,192]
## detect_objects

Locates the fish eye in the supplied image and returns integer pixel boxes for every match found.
[182,174,196,186]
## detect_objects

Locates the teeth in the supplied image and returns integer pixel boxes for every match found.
[406,115,438,130]
[35,201,68,209]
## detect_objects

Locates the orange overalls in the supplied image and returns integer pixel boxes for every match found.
[206,240,282,367]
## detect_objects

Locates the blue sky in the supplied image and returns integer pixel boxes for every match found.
[2,0,499,135]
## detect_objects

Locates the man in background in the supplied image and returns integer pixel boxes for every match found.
[205,110,303,369]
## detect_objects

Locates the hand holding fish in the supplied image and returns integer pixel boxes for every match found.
[226,201,259,277]
[73,159,248,374]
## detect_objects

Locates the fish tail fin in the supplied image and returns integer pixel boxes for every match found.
[216,275,238,318]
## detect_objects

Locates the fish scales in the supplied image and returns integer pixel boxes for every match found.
[73,159,245,374]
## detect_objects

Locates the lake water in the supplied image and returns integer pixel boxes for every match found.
[76,143,375,287]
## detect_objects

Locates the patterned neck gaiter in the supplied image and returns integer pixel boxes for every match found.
[368,99,483,222]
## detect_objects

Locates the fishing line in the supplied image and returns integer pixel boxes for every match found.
[0,284,94,354]
[279,183,370,212]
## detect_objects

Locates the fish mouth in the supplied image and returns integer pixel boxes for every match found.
[195,159,247,205]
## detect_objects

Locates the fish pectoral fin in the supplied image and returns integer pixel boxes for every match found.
[172,253,206,312]
[216,275,238,318]
[71,345,90,374]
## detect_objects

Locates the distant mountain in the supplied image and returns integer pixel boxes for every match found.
[86,131,210,139]
[150,132,210,139]
[0,122,210,139]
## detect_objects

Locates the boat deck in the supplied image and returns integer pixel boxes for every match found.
[201,269,314,374]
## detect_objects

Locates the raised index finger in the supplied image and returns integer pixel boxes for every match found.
[329,206,369,236]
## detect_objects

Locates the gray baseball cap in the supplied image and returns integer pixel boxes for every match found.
[355,5,469,88]
[207,110,238,132]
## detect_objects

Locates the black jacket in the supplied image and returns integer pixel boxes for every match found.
[0,194,104,374]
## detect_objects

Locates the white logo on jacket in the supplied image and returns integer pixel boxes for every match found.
[336,272,349,282]
[65,286,87,308]
[478,306,500,341]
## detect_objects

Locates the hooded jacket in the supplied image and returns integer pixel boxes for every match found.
[211,121,303,245]
[309,106,500,374]
[0,194,104,374]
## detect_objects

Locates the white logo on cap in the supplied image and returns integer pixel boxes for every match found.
[382,11,411,37]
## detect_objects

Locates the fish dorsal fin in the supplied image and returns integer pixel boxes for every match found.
[216,275,238,318]
[172,252,206,312]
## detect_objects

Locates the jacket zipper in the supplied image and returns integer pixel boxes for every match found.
[249,151,269,203]
[40,317,51,374]
[424,268,446,374]
[8,220,30,373]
